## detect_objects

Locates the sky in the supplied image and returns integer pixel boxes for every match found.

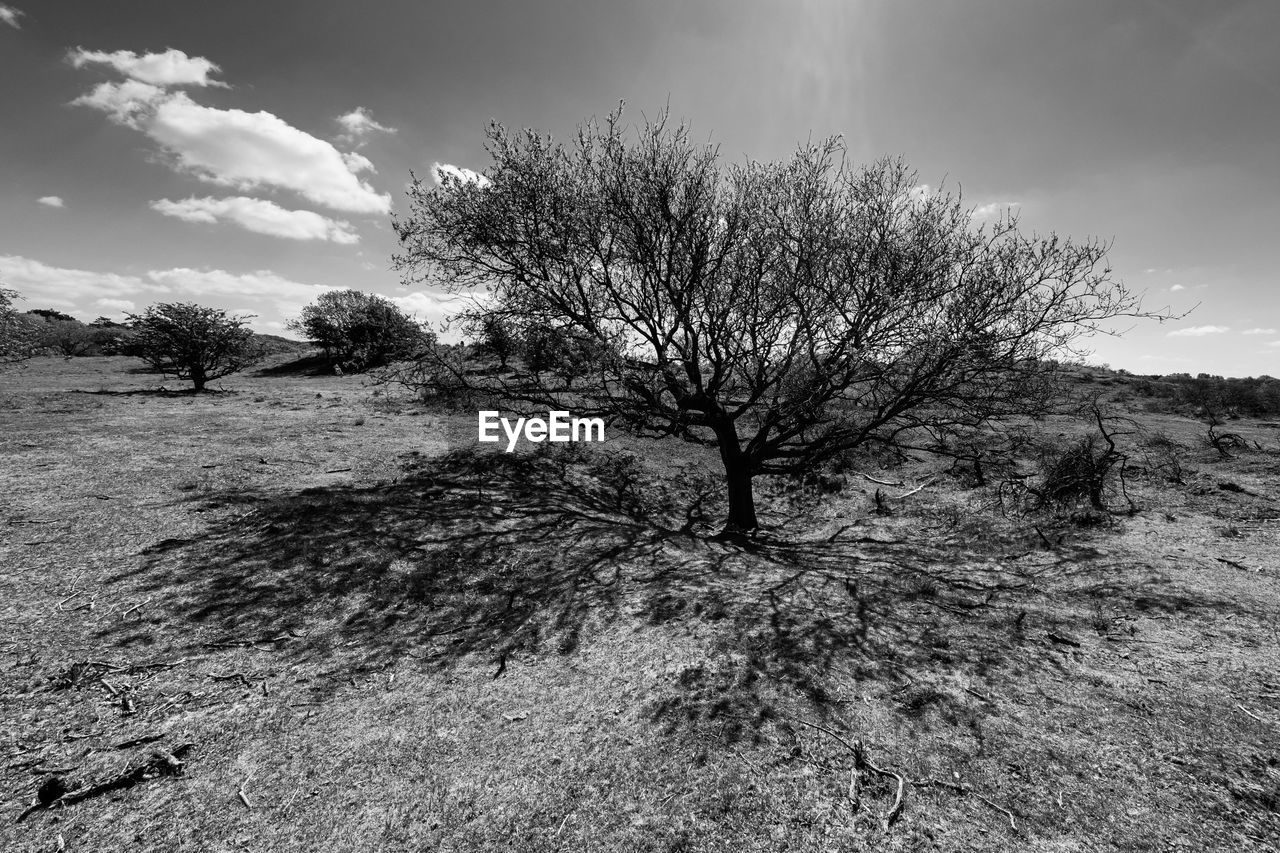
[0,0,1276,377]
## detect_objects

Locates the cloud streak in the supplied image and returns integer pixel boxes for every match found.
[337,107,396,145]
[0,3,22,28]
[1167,325,1230,337]
[68,48,226,88]
[150,196,359,243]
[38,196,64,208]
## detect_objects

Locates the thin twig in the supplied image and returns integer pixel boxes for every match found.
[893,478,937,500]
[860,472,905,487]
[963,686,993,703]
[913,779,1018,830]
[120,599,151,619]
[1236,703,1270,725]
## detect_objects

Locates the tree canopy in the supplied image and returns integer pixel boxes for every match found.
[128,302,263,391]
[289,289,427,373]
[394,108,1164,533]
[1,286,37,367]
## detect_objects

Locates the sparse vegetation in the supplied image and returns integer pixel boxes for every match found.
[2,354,1279,852]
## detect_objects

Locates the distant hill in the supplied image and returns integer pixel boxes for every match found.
[1054,362,1280,417]
[253,333,311,355]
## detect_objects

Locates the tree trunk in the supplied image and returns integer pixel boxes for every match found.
[713,419,759,534]
[191,368,206,392]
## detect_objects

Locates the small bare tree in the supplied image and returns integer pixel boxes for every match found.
[394,107,1168,534]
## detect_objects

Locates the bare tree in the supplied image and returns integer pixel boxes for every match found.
[394,107,1167,534]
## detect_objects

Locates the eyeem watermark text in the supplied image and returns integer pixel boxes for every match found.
[478,410,605,452]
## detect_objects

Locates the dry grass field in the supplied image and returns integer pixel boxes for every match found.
[2,355,1278,852]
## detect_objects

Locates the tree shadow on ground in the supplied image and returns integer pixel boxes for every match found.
[253,353,333,377]
[72,387,220,397]
[98,447,1260,734]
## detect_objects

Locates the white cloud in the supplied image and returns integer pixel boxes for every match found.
[148,93,391,213]
[94,298,136,315]
[342,151,376,174]
[0,254,152,311]
[1241,328,1275,335]
[336,107,396,145]
[146,267,336,304]
[38,196,64,208]
[71,79,167,126]
[0,4,22,28]
[1268,340,1280,348]
[1169,284,1185,292]
[150,196,359,244]
[971,200,1021,219]
[1167,325,1230,337]
[68,48,226,88]
[0,254,336,324]
[144,268,341,326]
[71,58,390,215]
[432,162,490,188]
[390,290,467,329]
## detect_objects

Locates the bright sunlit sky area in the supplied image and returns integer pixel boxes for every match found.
[1,0,1276,376]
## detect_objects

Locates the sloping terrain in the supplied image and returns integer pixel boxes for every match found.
[2,357,1277,851]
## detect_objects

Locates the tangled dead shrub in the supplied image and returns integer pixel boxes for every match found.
[999,407,1136,517]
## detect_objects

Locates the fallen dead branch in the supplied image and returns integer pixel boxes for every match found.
[204,634,295,651]
[893,477,937,500]
[62,731,103,742]
[1046,631,1082,648]
[15,743,194,823]
[237,776,253,809]
[913,779,1018,830]
[114,733,165,750]
[794,718,906,830]
[859,472,905,488]
[1216,557,1255,572]
[209,672,251,687]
